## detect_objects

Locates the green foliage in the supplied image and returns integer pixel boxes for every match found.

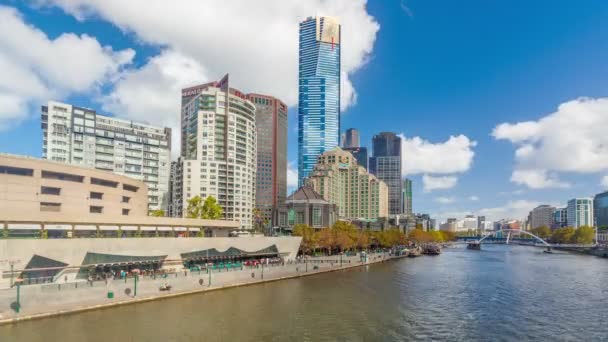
[40,229,48,239]
[1,228,7,239]
[530,225,551,239]
[252,208,268,233]
[573,226,595,244]
[409,229,456,244]
[293,224,317,253]
[551,227,576,243]
[150,209,165,217]
[187,195,223,219]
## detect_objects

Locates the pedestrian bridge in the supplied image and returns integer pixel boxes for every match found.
[462,229,597,250]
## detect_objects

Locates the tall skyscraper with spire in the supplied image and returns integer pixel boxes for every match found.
[298,16,341,186]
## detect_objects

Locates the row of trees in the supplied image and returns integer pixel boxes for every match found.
[293,221,456,255]
[537,226,595,244]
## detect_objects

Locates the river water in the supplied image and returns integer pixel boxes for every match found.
[1,245,607,341]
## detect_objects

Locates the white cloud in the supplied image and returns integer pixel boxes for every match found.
[435,196,455,204]
[601,175,608,189]
[469,196,479,201]
[101,50,208,156]
[510,169,570,189]
[400,134,477,175]
[287,161,298,193]
[0,6,133,129]
[39,0,379,112]
[493,97,608,189]
[422,174,458,192]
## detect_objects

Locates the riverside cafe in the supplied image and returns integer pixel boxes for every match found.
[181,245,283,271]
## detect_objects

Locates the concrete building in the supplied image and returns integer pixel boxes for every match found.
[298,16,341,186]
[305,147,389,221]
[343,147,368,171]
[248,94,288,227]
[277,186,338,231]
[342,128,360,148]
[477,215,486,230]
[178,75,257,229]
[529,205,556,229]
[402,178,413,215]
[41,101,171,211]
[440,218,457,232]
[567,198,594,228]
[369,132,402,215]
[1,153,148,219]
[167,159,183,217]
[593,191,608,228]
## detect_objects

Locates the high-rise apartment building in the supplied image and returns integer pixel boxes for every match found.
[247,94,288,226]
[529,205,555,229]
[342,128,360,148]
[41,101,171,211]
[593,191,608,228]
[178,75,257,229]
[567,198,594,228]
[306,147,388,220]
[298,16,341,186]
[369,132,402,215]
[402,178,412,215]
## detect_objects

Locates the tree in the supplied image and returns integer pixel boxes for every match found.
[186,195,223,219]
[316,228,335,255]
[252,208,267,234]
[408,229,431,244]
[551,227,576,244]
[530,225,551,239]
[293,224,316,254]
[356,231,370,251]
[335,229,354,252]
[150,209,165,217]
[573,226,595,244]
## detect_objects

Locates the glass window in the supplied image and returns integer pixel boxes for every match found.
[90,192,103,200]
[41,186,61,195]
[0,165,34,177]
[89,206,103,214]
[40,202,61,212]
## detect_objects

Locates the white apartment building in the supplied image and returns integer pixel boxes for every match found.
[177,75,257,230]
[567,198,594,228]
[41,101,171,211]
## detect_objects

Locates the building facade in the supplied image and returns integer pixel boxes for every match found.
[593,191,608,228]
[1,153,148,218]
[277,186,338,231]
[343,147,368,171]
[402,178,412,215]
[179,75,257,229]
[298,16,341,186]
[369,132,402,215]
[529,205,555,229]
[305,148,388,220]
[41,101,171,211]
[553,207,568,229]
[248,94,288,227]
[342,128,360,148]
[567,198,594,228]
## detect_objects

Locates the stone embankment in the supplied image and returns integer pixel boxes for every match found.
[0,252,404,325]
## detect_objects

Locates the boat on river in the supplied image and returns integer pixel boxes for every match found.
[467,242,481,250]
[423,244,441,255]
[408,247,422,257]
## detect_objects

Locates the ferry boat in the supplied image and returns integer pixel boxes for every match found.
[423,244,441,255]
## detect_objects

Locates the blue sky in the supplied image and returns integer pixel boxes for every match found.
[2,0,608,222]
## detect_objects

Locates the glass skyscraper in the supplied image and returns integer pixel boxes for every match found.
[298,16,341,186]
[369,132,403,215]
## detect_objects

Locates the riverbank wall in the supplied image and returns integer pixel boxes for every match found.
[0,252,405,325]
[554,246,608,258]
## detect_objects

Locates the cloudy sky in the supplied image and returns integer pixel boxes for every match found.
[2,0,608,222]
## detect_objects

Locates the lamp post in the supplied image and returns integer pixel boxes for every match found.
[134,274,138,297]
[15,283,21,313]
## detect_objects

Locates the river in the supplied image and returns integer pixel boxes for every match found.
[1,245,607,341]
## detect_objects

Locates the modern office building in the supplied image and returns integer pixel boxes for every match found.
[593,191,608,228]
[41,101,171,211]
[402,178,413,215]
[553,207,568,229]
[305,147,388,220]
[342,128,360,148]
[277,185,338,231]
[369,132,402,215]
[343,147,368,170]
[298,16,341,186]
[529,205,555,229]
[167,159,183,217]
[477,215,486,230]
[567,198,594,228]
[178,74,257,229]
[248,94,288,227]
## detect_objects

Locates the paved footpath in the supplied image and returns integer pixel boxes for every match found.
[0,252,402,325]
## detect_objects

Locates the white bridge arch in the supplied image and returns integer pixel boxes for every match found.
[478,228,551,247]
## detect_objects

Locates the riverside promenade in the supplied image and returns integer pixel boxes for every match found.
[0,252,402,325]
